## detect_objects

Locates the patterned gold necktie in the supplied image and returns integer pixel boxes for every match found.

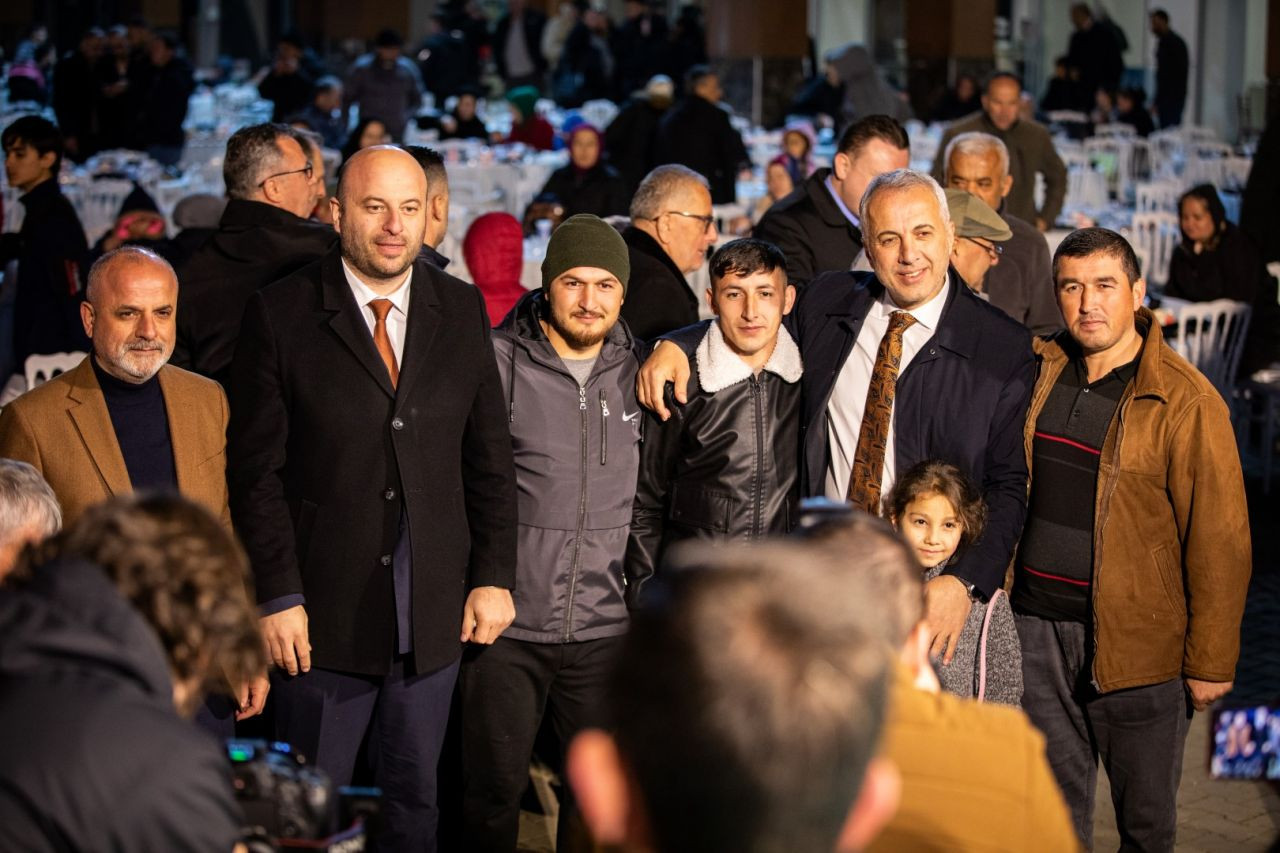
[369,298,399,389]
[847,310,917,513]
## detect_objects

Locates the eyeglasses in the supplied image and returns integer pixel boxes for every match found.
[662,210,716,231]
[962,236,1003,259]
[258,161,314,187]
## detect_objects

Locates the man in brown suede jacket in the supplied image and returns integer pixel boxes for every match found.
[1013,227,1250,852]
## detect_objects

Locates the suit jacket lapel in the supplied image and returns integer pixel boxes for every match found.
[320,252,397,398]
[65,359,132,496]
[157,366,200,495]
[394,260,442,406]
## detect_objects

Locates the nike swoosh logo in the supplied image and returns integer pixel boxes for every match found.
[623,410,641,423]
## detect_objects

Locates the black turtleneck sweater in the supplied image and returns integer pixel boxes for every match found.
[91,357,178,493]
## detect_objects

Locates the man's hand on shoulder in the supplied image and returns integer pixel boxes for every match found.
[1186,678,1233,712]
[260,605,310,676]
[462,586,515,644]
[637,340,691,420]
[924,575,973,665]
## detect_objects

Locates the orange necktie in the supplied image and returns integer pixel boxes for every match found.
[369,298,399,389]
[847,310,916,513]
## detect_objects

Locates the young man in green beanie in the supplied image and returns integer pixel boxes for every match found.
[461,214,643,851]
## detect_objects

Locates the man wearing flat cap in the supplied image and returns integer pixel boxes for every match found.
[461,214,644,850]
[945,188,1013,296]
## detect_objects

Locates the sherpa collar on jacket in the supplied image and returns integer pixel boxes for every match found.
[695,321,803,393]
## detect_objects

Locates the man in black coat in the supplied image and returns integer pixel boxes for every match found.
[172,123,337,385]
[228,146,517,851]
[0,117,89,374]
[52,27,104,161]
[604,74,674,195]
[755,115,909,287]
[640,169,1034,665]
[1066,4,1124,102]
[133,31,194,167]
[1150,9,1189,128]
[653,65,749,205]
[493,0,547,89]
[620,164,718,342]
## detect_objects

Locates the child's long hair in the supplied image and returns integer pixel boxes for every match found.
[884,460,987,551]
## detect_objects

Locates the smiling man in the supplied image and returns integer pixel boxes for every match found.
[637,170,1034,666]
[228,145,517,851]
[627,238,801,584]
[0,245,266,738]
[463,214,642,850]
[1012,227,1250,851]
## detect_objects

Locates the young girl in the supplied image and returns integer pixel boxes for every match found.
[886,460,1023,707]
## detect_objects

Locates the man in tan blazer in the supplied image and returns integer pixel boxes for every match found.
[0,245,264,730]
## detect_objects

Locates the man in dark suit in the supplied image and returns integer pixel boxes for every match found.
[639,169,1034,665]
[755,115,909,287]
[652,65,750,205]
[227,146,518,851]
[493,0,546,89]
[172,123,336,385]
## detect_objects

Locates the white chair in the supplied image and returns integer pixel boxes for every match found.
[1134,180,1182,213]
[1094,122,1137,138]
[23,351,86,392]
[1127,211,1180,286]
[1222,155,1253,191]
[1169,299,1252,400]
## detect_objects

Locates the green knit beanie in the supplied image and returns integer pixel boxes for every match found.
[541,214,631,293]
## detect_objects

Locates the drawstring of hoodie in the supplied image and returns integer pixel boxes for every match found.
[507,341,517,423]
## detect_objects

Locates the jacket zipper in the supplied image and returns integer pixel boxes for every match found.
[599,390,608,465]
[1090,389,1131,691]
[751,377,764,538]
[563,384,589,641]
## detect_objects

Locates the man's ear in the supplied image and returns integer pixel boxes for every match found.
[999,173,1013,200]
[782,283,797,315]
[566,729,633,845]
[1132,276,1147,311]
[37,149,57,174]
[329,196,343,234]
[80,300,95,339]
[705,286,717,315]
[834,756,902,853]
[833,150,851,182]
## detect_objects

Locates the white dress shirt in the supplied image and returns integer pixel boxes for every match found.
[824,279,951,503]
[341,259,412,364]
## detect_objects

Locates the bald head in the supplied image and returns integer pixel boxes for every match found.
[333,146,429,288]
[82,247,178,383]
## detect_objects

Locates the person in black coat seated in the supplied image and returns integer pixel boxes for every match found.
[1114,87,1155,137]
[1166,184,1279,372]
[534,124,630,219]
[931,74,981,123]
[0,117,90,374]
[0,494,266,851]
[173,123,337,385]
[620,164,719,342]
[440,87,489,141]
[605,74,674,195]
[257,34,315,123]
[653,65,750,205]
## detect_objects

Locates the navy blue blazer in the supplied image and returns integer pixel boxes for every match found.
[791,269,1035,597]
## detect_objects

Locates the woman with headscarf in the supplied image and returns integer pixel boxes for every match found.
[533,123,630,219]
[504,86,556,151]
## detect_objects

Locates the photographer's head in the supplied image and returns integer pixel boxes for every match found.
[48,494,264,717]
[567,541,900,852]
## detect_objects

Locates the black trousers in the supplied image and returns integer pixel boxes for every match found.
[459,634,623,852]
[1016,613,1192,852]
[271,655,460,853]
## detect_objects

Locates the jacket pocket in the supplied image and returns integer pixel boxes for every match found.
[668,483,733,534]
[1150,543,1185,614]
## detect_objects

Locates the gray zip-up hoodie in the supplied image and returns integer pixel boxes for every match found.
[493,291,643,643]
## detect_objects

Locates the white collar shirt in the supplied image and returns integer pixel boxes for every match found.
[823,277,951,505]
[341,258,412,363]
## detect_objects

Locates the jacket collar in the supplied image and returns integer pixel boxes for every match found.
[623,225,687,286]
[319,247,444,402]
[18,176,62,213]
[218,197,312,230]
[804,168,855,230]
[64,357,131,497]
[1036,308,1167,402]
[696,322,802,392]
[418,243,451,271]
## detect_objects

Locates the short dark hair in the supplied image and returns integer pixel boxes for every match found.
[1151,9,1170,23]
[613,541,891,853]
[884,460,987,551]
[401,145,448,198]
[278,30,306,50]
[984,70,1022,93]
[1052,226,1142,287]
[685,63,713,92]
[1,116,63,178]
[836,114,909,160]
[30,494,265,714]
[373,28,403,48]
[709,238,787,286]
[223,122,294,199]
[152,29,180,51]
[314,75,341,96]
